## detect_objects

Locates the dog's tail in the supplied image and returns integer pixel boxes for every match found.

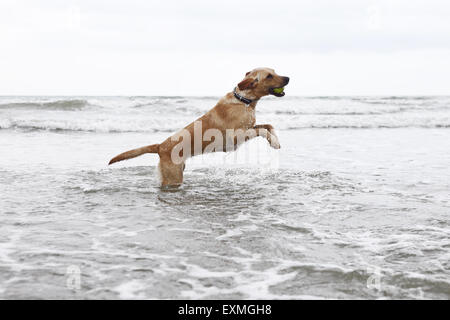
[108,144,160,165]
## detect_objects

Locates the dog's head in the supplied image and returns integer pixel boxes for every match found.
[237,68,289,99]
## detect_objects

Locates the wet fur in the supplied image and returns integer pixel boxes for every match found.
[108,67,289,187]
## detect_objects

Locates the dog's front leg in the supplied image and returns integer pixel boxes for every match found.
[253,124,280,149]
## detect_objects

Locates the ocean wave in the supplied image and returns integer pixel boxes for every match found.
[275,110,410,116]
[0,99,89,110]
[1,96,450,133]
[378,96,435,101]
[1,118,450,132]
[0,121,176,133]
[286,124,450,129]
[273,104,450,116]
[130,98,189,108]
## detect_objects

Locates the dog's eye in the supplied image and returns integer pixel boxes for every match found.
[266,74,273,79]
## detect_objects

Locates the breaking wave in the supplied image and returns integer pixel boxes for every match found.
[1,96,449,133]
[0,99,89,110]
[1,118,450,133]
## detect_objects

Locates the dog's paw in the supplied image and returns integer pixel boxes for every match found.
[268,135,281,149]
[271,142,281,149]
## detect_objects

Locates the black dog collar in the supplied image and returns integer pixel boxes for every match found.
[233,87,254,105]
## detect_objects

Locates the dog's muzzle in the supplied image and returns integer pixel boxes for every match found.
[269,76,290,97]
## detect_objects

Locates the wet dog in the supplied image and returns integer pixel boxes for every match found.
[108,67,289,186]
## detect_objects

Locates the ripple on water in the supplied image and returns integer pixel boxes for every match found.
[1,163,449,299]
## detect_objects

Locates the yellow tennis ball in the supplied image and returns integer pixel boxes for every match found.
[273,87,284,94]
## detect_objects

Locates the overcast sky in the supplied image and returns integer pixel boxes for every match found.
[1,0,449,96]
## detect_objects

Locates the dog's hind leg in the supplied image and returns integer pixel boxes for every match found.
[158,159,184,187]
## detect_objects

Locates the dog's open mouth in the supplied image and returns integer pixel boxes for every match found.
[269,87,285,97]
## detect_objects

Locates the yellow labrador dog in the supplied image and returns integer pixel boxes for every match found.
[109,67,289,186]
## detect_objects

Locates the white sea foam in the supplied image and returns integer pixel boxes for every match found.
[1,96,449,132]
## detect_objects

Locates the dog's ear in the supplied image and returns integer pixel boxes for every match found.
[238,78,256,90]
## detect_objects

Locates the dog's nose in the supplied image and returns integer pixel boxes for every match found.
[283,76,290,85]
